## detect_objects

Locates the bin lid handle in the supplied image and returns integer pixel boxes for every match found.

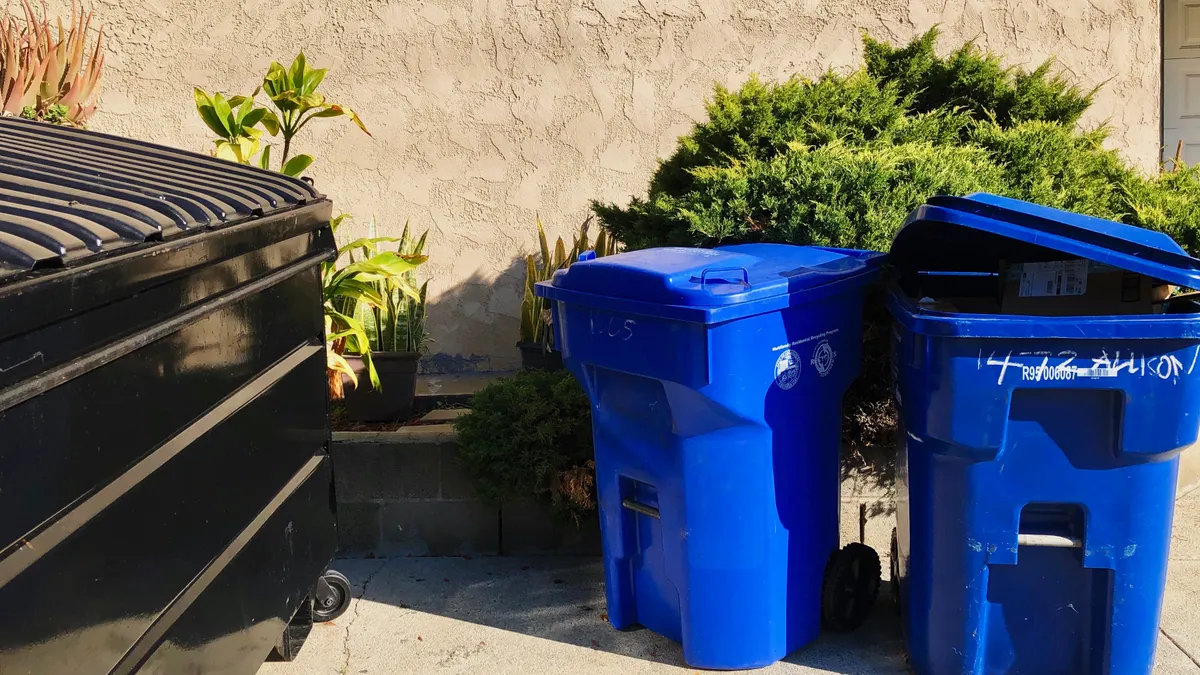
[699,266,750,291]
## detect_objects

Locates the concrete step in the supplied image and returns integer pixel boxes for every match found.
[417,408,469,424]
[414,371,512,414]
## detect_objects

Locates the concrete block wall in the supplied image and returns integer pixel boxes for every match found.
[333,425,894,566]
[333,426,600,557]
[333,421,1195,569]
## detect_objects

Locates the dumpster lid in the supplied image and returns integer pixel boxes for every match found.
[0,116,322,283]
[544,243,880,308]
[890,193,1200,290]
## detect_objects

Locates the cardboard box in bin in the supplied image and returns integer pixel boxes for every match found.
[1000,260,1171,316]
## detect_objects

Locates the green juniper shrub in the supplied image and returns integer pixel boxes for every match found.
[966,122,1136,219]
[593,27,1200,459]
[862,28,1096,127]
[1123,166,1200,253]
[624,141,1006,253]
[455,369,596,522]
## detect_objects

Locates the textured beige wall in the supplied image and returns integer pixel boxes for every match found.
[70,0,1160,372]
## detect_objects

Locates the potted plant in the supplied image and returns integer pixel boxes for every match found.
[519,216,615,370]
[340,218,431,422]
[323,216,428,421]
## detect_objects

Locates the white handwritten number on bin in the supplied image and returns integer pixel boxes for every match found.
[980,348,1198,385]
[591,315,636,341]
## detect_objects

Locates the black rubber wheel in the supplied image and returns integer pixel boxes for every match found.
[821,542,882,632]
[890,527,902,615]
[313,570,352,623]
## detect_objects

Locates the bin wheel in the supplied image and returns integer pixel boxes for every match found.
[313,570,352,623]
[821,542,881,632]
[890,527,901,615]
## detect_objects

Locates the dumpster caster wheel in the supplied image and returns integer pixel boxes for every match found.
[313,570,352,623]
[822,542,881,632]
[890,527,901,615]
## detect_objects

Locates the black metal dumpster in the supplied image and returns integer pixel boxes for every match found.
[0,116,345,674]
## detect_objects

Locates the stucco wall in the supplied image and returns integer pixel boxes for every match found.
[64,0,1160,372]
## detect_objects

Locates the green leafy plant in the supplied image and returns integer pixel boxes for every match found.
[1,0,105,126]
[455,369,596,521]
[351,217,431,354]
[193,52,369,176]
[194,88,270,166]
[593,27,1200,458]
[521,216,617,347]
[322,216,426,399]
[260,52,369,174]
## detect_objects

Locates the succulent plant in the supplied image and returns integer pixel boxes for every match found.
[0,0,105,126]
[351,217,432,355]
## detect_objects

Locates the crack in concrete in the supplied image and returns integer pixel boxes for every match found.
[340,561,388,675]
[1162,627,1200,671]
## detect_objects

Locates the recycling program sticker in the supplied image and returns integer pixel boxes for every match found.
[812,340,836,377]
[774,349,801,390]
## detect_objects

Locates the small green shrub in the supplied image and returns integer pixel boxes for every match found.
[455,370,595,520]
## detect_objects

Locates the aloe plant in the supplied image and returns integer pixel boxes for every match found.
[520,216,617,347]
[323,216,427,399]
[1,0,105,126]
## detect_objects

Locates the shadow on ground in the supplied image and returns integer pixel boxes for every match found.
[330,556,909,674]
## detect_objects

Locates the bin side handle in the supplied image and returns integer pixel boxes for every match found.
[621,499,660,519]
[699,266,750,291]
[1016,533,1082,549]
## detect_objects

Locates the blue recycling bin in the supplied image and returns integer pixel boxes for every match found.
[536,244,883,669]
[887,194,1200,675]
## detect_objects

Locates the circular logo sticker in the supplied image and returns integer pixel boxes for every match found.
[812,340,836,377]
[774,349,801,390]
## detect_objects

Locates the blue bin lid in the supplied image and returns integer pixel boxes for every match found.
[890,193,1200,289]
[537,244,883,324]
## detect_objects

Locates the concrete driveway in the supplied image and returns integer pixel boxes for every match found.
[261,490,1200,675]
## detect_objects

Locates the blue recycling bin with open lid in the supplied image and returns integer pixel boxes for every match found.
[886,193,1200,675]
[536,243,884,669]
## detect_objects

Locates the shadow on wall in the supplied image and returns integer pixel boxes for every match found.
[420,257,525,375]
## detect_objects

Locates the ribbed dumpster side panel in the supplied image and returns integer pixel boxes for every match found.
[0,118,337,675]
